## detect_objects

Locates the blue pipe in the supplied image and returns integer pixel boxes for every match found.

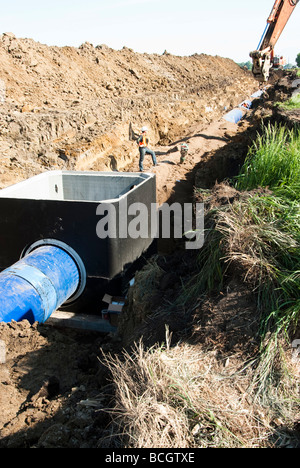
[251,90,264,99]
[239,100,252,109]
[0,245,80,324]
[223,108,244,124]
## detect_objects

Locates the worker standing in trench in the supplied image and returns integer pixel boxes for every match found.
[137,126,157,172]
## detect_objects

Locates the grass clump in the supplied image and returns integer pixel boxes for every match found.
[277,93,300,111]
[101,330,279,448]
[179,123,300,399]
[216,194,300,337]
[235,122,300,200]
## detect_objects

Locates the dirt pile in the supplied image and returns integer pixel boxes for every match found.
[0,32,258,188]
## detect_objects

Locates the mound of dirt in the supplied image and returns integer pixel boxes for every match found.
[0,32,258,188]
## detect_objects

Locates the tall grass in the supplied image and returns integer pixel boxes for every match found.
[185,123,300,342]
[217,194,300,338]
[235,123,300,200]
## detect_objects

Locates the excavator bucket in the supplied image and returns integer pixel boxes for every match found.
[250,50,272,82]
[250,0,299,82]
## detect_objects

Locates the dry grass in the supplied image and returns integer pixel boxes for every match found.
[100,329,299,448]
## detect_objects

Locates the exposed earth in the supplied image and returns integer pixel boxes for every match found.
[0,32,257,189]
[0,33,299,448]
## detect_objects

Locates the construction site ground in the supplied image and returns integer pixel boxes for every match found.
[0,34,299,448]
[0,117,259,448]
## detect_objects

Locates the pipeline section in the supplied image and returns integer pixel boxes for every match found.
[0,245,80,324]
[0,90,268,325]
[223,89,265,124]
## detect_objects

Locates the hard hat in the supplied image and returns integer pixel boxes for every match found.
[141,126,148,132]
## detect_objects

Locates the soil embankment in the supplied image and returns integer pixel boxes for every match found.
[0,32,257,188]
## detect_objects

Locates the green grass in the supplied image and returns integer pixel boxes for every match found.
[277,93,300,111]
[235,123,300,200]
[236,123,300,335]
[185,123,300,340]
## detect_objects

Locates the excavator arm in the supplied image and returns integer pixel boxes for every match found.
[250,0,299,82]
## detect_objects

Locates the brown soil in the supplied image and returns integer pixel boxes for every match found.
[0,319,120,448]
[0,32,257,189]
[0,34,299,448]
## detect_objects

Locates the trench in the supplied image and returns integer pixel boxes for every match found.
[1,76,297,448]
[0,85,266,329]
[116,86,283,344]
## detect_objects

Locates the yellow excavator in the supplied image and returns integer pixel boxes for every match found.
[250,0,299,82]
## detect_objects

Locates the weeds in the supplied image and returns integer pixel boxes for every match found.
[276,93,300,111]
[102,329,276,448]
[235,122,300,200]
[217,195,300,337]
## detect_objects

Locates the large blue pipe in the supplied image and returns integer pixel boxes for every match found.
[0,245,80,324]
[223,108,244,124]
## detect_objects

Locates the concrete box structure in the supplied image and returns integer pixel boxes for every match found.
[0,170,156,312]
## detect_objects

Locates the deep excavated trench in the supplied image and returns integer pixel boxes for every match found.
[0,85,266,445]
[0,33,259,190]
[0,117,258,448]
[1,73,299,447]
[0,39,262,325]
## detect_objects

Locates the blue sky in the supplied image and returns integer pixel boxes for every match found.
[1,0,299,63]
